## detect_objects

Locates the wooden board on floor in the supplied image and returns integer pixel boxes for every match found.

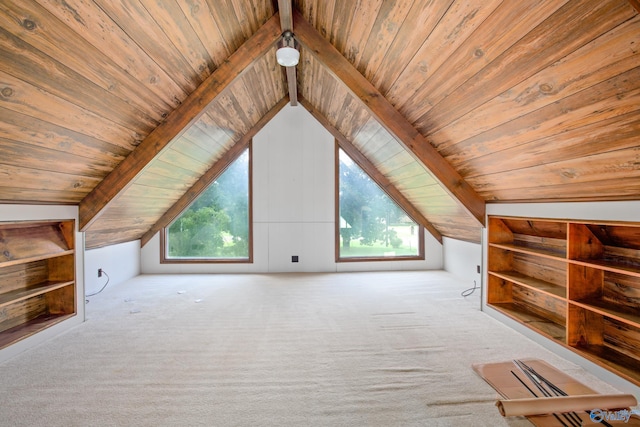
[473,359,640,426]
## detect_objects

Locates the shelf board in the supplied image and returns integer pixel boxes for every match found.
[0,281,75,308]
[488,271,566,299]
[0,249,75,269]
[571,258,640,278]
[570,299,640,328]
[488,302,566,341]
[0,313,75,349]
[571,343,640,386]
[489,243,565,261]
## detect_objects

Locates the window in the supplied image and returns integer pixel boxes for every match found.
[337,147,424,261]
[162,148,251,262]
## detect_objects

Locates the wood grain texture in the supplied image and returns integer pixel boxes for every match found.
[285,66,298,105]
[139,96,289,247]
[0,0,170,122]
[300,96,442,243]
[512,252,567,288]
[0,219,76,347]
[432,15,640,150]
[386,0,506,113]
[293,9,486,226]
[79,13,282,231]
[0,0,639,248]
[278,0,293,30]
[416,0,636,133]
[36,0,188,106]
[513,284,567,327]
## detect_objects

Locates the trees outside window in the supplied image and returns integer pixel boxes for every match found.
[338,148,423,260]
[164,148,250,261]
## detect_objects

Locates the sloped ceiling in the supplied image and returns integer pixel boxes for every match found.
[0,0,639,249]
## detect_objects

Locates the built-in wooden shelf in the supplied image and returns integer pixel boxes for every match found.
[570,298,640,329]
[0,250,75,269]
[0,312,75,349]
[0,280,75,308]
[489,302,566,341]
[487,215,640,386]
[490,242,565,261]
[0,220,76,350]
[489,271,565,299]
[571,258,640,278]
[570,344,640,387]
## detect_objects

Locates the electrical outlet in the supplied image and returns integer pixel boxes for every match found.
[291,256,299,263]
[98,268,103,278]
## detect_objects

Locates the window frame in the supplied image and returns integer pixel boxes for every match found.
[335,142,425,262]
[160,144,253,264]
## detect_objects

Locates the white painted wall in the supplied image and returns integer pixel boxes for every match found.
[443,236,482,286]
[141,105,443,273]
[483,201,640,396]
[0,204,85,362]
[84,240,141,297]
[253,103,336,272]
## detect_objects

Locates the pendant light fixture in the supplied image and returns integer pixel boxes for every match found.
[276,30,299,67]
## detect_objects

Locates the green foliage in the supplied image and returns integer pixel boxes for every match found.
[167,147,418,260]
[338,149,418,257]
[386,229,403,249]
[168,207,230,257]
[167,150,249,259]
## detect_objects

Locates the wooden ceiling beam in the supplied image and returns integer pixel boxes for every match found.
[140,96,290,247]
[293,10,485,226]
[285,65,298,106]
[299,96,443,244]
[277,0,298,106]
[78,13,283,231]
[277,0,293,30]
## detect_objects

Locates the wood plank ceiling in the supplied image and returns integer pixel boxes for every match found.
[0,0,639,248]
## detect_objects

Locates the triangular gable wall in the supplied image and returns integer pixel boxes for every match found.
[142,100,442,247]
[140,103,445,273]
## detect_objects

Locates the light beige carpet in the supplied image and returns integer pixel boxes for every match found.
[0,271,625,426]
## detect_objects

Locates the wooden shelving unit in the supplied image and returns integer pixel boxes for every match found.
[0,220,76,349]
[487,216,640,386]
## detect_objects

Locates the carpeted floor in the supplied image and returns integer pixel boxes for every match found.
[0,271,626,426]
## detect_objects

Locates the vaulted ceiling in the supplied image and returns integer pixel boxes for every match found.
[1,0,639,249]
